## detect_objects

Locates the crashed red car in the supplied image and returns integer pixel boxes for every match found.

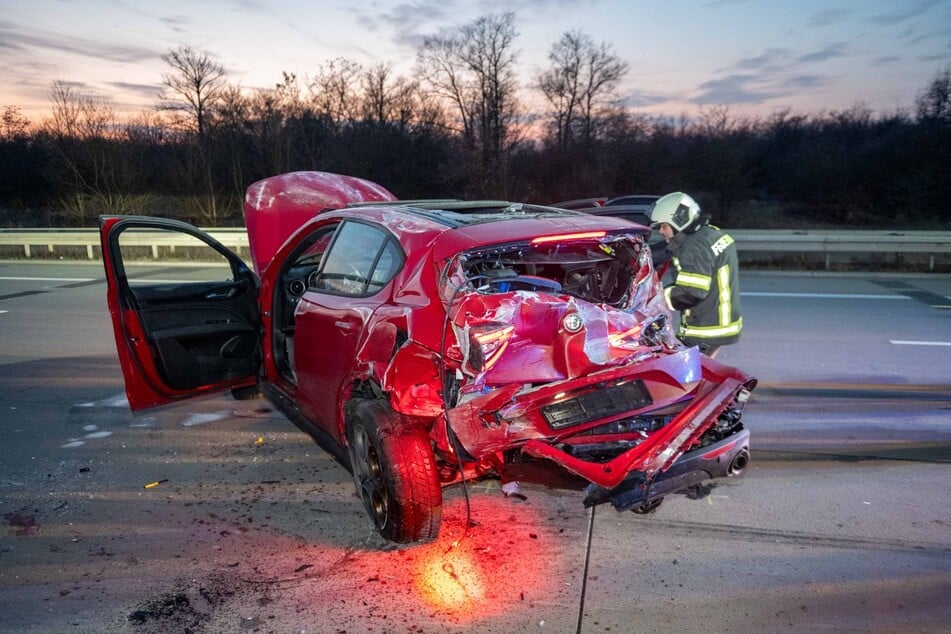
[100,171,756,543]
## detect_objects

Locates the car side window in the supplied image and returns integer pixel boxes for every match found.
[312,222,402,296]
[367,239,401,294]
[117,226,237,286]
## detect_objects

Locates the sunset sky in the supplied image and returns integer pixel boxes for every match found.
[1,0,949,123]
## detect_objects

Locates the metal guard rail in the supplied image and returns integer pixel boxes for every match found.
[1,227,949,270]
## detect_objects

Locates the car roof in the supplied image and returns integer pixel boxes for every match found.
[547,197,607,210]
[582,204,652,218]
[339,200,589,230]
[383,200,582,228]
[325,200,648,258]
[604,195,660,206]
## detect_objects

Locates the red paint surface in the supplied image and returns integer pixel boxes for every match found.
[244,171,396,274]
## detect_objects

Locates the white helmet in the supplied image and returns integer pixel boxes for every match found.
[649,192,701,233]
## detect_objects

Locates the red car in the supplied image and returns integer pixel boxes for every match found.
[100,171,755,543]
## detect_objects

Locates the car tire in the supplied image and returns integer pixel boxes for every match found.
[346,399,442,543]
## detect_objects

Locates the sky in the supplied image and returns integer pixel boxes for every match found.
[1,0,949,124]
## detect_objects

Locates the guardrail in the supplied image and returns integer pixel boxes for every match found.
[1,227,949,270]
[0,228,249,260]
[728,230,951,271]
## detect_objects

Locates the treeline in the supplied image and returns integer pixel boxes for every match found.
[0,13,948,229]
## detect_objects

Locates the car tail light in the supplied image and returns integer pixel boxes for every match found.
[466,323,515,373]
[530,231,606,244]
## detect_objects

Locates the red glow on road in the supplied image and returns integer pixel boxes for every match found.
[262,493,564,627]
[415,546,486,612]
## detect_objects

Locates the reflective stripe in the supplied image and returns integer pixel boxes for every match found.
[676,270,711,291]
[680,317,743,339]
[710,234,734,256]
[718,264,731,325]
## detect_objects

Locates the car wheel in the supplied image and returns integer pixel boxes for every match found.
[346,399,442,543]
[631,497,664,515]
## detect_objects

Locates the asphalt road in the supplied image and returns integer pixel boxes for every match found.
[1,261,949,633]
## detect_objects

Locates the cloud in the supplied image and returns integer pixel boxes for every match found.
[786,74,825,89]
[354,1,456,50]
[872,56,902,67]
[693,74,779,105]
[701,0,754,7]
[108,81,164,99]
[733,48,792,71]
[692,72,832,106]
[798,43,847,64]
[806,9,851,28]
[867,0,942,26]
[0,20,156,63]
[354,0,589,53]
[160,15,189,33]
[698,40,846,107]
[902,27,951,46]
[226,0,269,12]
[919,52,951,62]
[620,89,675,109]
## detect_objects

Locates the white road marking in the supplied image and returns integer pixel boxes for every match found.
[180,411,230,427]
[743,292,910,300]
[74,394,129,409]
[889,340,951,347]
[0,276,96,282]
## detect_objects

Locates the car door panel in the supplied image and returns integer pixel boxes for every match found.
[100,216,262,410]
[289,221,403,435]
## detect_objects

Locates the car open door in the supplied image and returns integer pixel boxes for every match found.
[100,216,262,411]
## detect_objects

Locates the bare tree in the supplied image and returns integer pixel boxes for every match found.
[417,32,476,139]
[160,46,227,141]
[47,81,115,141]
[915,66,951,124]
[43,81,126,222]
[417,12,521,193]
[310,57,362,124]
[538,30,628,149]
[360,63,420,127]
[1,106,30,141]
[538,32,583,149]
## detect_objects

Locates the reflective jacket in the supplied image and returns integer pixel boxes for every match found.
[665,223,742,346]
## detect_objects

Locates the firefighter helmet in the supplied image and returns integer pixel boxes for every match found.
[649,192,701,233]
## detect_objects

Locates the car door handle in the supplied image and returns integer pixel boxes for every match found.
[335,320,358,331]
[206,288,237,300]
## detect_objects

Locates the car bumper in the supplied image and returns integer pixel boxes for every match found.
[581,426,750,511]
[521,374,749,490]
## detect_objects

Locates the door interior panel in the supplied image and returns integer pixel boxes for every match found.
[130,280,259,391]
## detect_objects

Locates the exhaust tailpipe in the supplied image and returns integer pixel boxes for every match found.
[729,449,750,475]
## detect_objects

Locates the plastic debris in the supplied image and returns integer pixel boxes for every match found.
[501,481,527,501]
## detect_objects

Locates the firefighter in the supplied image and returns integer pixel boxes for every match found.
[649,192,742,357]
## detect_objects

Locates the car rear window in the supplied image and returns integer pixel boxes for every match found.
[447,233,649,308]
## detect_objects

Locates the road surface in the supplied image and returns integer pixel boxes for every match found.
[1,262,949,633]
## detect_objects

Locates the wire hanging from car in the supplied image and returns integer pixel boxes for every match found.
[437,266,481,541]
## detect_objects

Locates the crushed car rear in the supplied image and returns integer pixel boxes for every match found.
[432,228,755,510]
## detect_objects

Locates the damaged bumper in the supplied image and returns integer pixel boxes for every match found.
[582,426,750,511]
[521,374,749,490]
